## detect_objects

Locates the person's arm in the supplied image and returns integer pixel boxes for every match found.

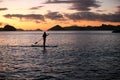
[47,33,49,36]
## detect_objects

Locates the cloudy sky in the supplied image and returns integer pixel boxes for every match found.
[0,0,120,30]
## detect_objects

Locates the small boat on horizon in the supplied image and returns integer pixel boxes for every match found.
[112,30,120,33]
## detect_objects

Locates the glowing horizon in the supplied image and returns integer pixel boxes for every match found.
[0,0,120,30]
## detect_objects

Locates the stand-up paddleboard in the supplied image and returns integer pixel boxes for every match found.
[9,44,58,47]
[31,44,58,47]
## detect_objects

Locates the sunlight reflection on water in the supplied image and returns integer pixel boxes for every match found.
[0,31,120,80]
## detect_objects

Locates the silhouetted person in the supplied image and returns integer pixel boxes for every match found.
[42,32,49,49]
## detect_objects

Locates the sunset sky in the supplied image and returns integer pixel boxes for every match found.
[0,0,120,30]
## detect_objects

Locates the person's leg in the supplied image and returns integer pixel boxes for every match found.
[43,38,46,48]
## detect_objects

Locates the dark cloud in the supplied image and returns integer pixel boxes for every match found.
[3,12,120,23]
[70,0,100,11]
[29,6,43,10]
[46,0,73,3]
[45,0,100,11]
[45,11,64,20]
[116,6,120,14]
[3,14,45,21]
[0,8,8,11]
[65,12,120,22]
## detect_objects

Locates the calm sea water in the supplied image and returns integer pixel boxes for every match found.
[0,31,120,80]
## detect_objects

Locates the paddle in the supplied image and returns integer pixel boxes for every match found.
[34,38,42,44]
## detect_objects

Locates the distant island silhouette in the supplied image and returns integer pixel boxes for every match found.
[48,25,65,31]
[48,24,120,31]
[0,24,120,31]
[0,25,41,31]
[112,30,120,33]
[0,25,16,31]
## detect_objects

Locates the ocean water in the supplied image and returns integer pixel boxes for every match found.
[0,31,120,80]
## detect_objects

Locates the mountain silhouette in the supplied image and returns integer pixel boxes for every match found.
[48,24,120,31]
[2,25,16,31]
[48,25,65,31]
